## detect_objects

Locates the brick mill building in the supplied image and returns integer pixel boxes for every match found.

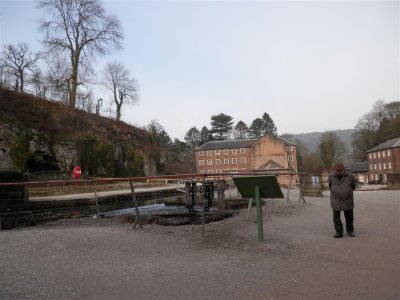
[366,137,400,183]
[194,135,297,186]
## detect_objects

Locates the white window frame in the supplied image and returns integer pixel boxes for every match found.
[207,159,212,165]
[206,150,212,156]
[288,155,294,162]
[216,169,221,174]
[215,149,220,155]
[232,158,237,164]
[240,157,246,164]
[200,170,205,174]
[388,150,391,157]
[207,169,213,174]
[240,148,246,154]
[199,160,204,166]
[215,159,221,165]
[373,153,376,159]
[383,163,386,169]
[232,149,237,154]
[388,162,392,169]
[199,151,204,156]
[224,158,229,164]
[224,149,229,155]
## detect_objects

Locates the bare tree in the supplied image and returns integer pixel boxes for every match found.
[38,0,123,109]
[102,61,139,121]
[0,42,40,92]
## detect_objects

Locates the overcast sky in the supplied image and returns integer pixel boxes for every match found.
[1,0,399,140]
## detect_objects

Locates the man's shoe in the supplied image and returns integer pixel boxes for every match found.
[333,233,343,238]
[347,232,355,237]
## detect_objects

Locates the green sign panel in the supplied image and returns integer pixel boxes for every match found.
[232,175,284,199]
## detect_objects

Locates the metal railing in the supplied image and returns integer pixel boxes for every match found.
[0,171,305,230]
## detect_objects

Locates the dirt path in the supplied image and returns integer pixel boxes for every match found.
[0,190,399,299]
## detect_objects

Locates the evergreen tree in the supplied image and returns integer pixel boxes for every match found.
[248,118,264,138]
[184,126,201,149]
[200,126,213,144]
[262,112,277,136]
[233,120,249,139]
[210,113,234,140]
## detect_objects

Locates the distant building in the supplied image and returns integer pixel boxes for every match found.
[194,135,297,186]
[348,161,368,185]
[366,137,400,183]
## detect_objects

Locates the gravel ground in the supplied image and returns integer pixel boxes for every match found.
[0,189,399,300]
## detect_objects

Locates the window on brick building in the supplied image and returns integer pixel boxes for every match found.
[240,157,246,164]
[378,152,380,158]
[383,151,386,158]
[373,153,376,158]
[207,159,212,165]
[224,158,229,164]
[288,155,294,161]
[388,150,391,157]
[224,149,229,155]
[200,170,205,174]
[215,149,220,155]
[240,148,246,154]
[369,153,372,159]
[207,150,212,156]
[199,151,204,156]
[232,149,237,154]
[370,164,373,170]
[215,159,221,165]
[199,160,204,166]
[207,170,213,173]
[232,158,237,164]
[388,162,392,169]
[384,163,386,169]
[216,169,221,173]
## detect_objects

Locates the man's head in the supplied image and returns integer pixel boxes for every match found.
[333,162,345,176]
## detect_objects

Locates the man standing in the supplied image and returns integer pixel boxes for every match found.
[328,162,357,238]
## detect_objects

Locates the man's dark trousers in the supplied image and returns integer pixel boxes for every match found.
[333,209,354,234]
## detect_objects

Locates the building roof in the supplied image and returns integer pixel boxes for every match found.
[348,161,368,173]
[366,137,400,153]
[195,139,255,151]
[195,135,296,151]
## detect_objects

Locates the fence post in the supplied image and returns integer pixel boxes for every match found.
[93,182,100,227]
[129,180,142,229]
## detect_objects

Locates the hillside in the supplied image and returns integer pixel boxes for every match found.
[289,129,355,153]
[0,87,163,177]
